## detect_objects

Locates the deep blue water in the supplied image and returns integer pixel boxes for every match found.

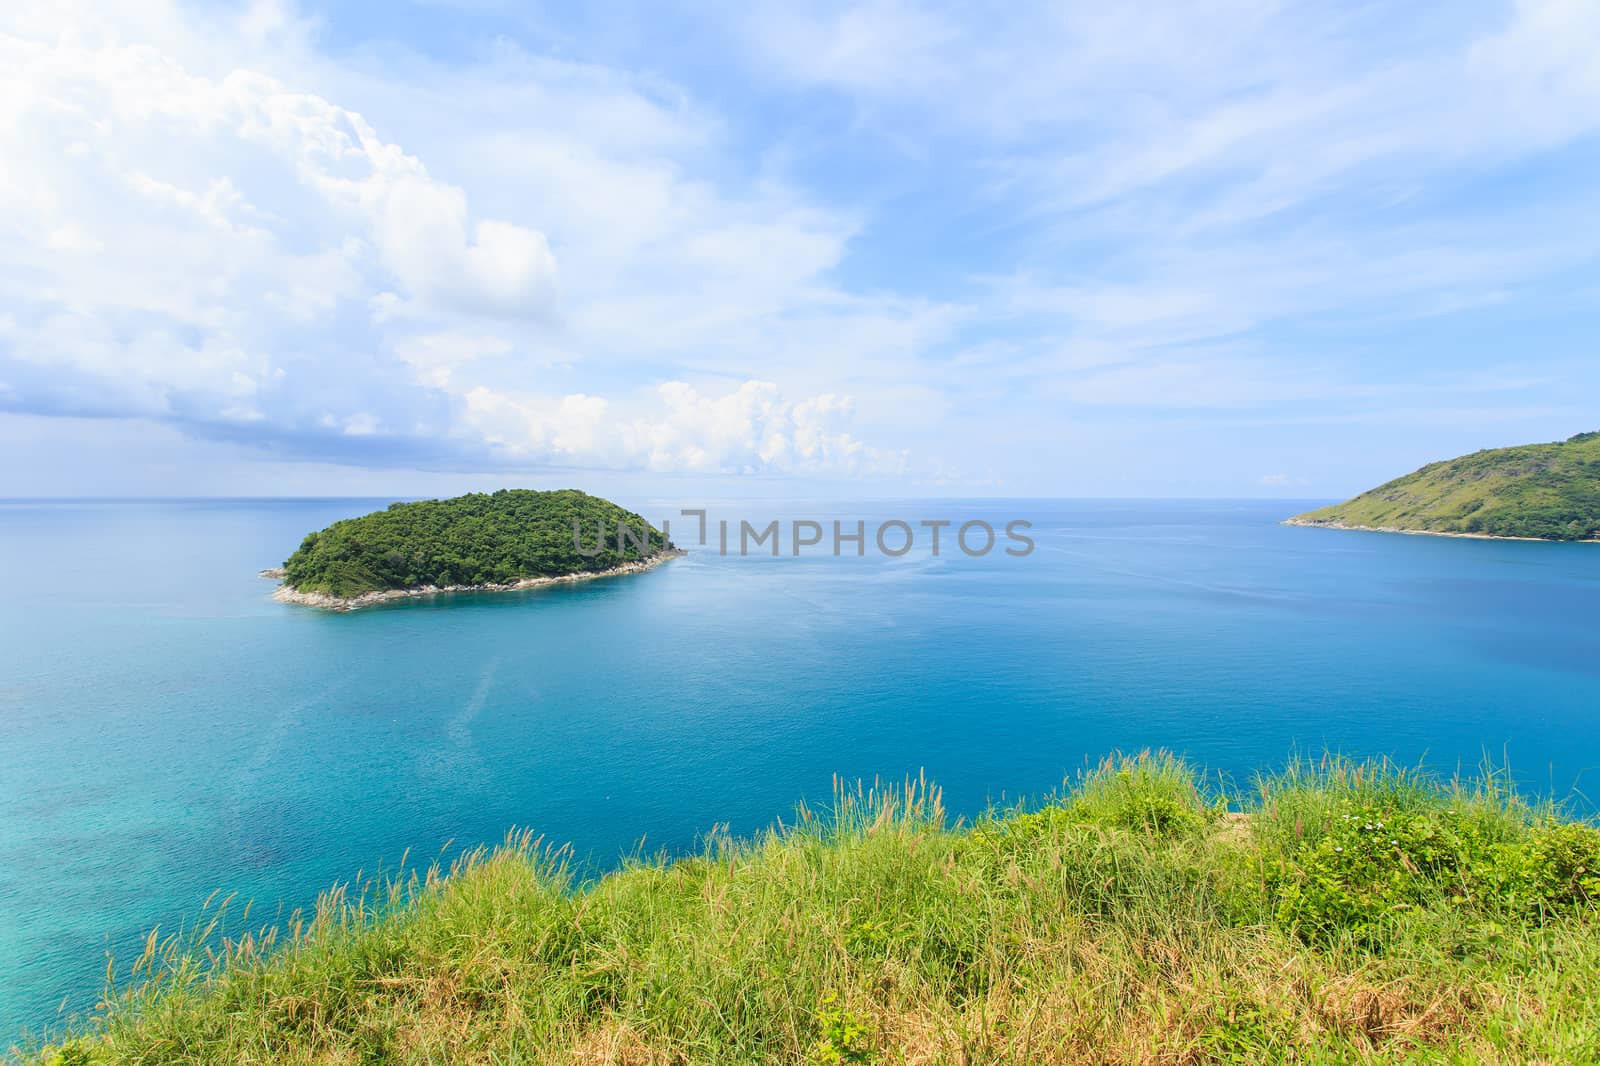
[3,497,1599,1039]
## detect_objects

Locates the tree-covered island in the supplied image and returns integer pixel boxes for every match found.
[269,489,681,609]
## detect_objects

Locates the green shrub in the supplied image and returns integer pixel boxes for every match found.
[1271,796,1600,938]
[810,992,877,1064]
[1195,992,1297,1063]
[1269,802,1504,938]
[1520,822,1600,909]
[966,804,1076,851]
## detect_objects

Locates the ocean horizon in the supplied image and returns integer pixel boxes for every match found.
[4,496,1599,1040]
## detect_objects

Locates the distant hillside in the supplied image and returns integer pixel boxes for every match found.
[281,489,674,598]
[1289,432,1600,541]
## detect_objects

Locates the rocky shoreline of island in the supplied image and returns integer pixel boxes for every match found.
[259,549,686,611]
[1280,516,1597,543]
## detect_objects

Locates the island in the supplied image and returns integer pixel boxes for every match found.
[267,489,682,610]
[1286,431,1600,542]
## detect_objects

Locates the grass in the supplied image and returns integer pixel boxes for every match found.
[16,751,1600,1064]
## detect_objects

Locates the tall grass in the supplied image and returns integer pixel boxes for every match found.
[17,752,1600,1064]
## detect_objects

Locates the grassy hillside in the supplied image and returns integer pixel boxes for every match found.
[282,490,672,597]
[1290,431,1600,541]
[22,753,1600,1065]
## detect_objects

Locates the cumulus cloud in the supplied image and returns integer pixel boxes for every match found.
[0,12,556,441]
[459,379,903,475]
[0,0,906,477]
[1,26,557,320]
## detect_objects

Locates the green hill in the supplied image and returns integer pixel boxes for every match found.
[281,489,674,598]
[23,752,1600,1064]
[1289,431,1600,541]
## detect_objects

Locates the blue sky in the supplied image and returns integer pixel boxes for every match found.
[1,0,1597,497]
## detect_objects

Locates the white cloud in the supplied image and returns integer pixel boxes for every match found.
[458,379,902,475]
[733,0,1600,395]
[0,0,910,477]
[743,0,960,95]
[3,0,1597,495]
[393,332,513,389]
[1,28,557,318]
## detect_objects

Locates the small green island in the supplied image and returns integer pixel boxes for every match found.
[1287,431,1600,542]
[266,489,681,610]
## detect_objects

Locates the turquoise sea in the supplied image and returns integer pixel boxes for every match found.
[3,497,1599,1039]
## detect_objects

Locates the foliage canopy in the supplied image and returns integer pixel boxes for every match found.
[282,489,672,597]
